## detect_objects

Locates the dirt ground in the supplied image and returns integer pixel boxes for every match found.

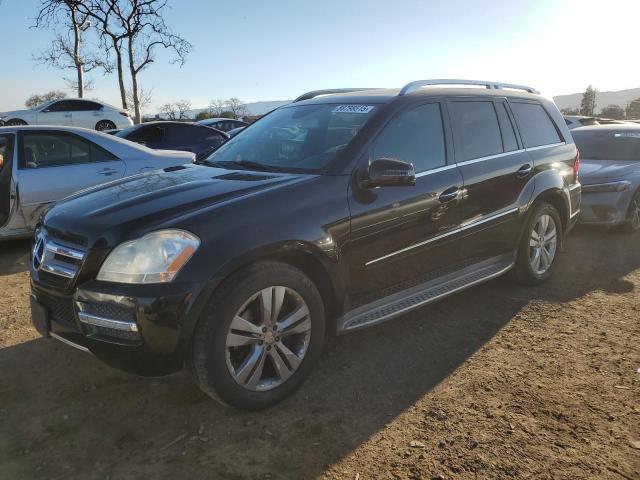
[0,227,638,480]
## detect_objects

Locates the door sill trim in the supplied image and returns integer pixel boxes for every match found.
[338,255,514,334]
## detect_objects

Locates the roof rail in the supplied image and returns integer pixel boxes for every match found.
[399,79,540,96]
[293,88,381,103]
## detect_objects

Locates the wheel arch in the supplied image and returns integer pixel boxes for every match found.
[185,241,346,343]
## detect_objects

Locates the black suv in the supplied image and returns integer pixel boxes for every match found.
[30,79,581,409]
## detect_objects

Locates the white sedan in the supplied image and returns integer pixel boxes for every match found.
[0,98,134,131]
[0,125,194,240]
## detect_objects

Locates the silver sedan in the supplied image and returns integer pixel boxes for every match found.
[574,124,640,232]
[0,125,194,240]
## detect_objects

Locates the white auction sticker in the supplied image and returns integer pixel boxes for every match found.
[332,105,375,114]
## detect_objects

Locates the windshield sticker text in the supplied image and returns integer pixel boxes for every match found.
[332,105,375,114]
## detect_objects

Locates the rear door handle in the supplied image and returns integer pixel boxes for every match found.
[516,164,532,177]
[439,186,460,203]
[98,168,118,176]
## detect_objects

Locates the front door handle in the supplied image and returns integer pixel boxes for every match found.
[516,164,532,177]
[98,168,118,176]
[439,186,460,203]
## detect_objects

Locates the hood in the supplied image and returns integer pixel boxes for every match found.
[579,159,640,183]
[0,108,34,119]
[43,163,311,247]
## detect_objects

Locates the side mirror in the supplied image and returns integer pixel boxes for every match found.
[362,158,416,188]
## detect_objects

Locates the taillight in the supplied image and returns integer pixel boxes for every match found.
[573,148,580,182]
[120,111,130,118]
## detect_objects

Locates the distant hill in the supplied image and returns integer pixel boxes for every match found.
[553,87,640,112]
[186,100,291,119]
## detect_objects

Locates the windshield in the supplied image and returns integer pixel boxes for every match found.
[116,124,142,138]
[33,99,57,111]
[573,130,640,161]
[203,104,377,172]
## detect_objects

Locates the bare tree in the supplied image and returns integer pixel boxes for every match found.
[25,90,68,109]
[208,99,227,117]
[126,85,153,116]
[74,0,129,110]
[33,0,108,98]
[159,99,191,120]
[225,98,247,119]
[92,0,191,123]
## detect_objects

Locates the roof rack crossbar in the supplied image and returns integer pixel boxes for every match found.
[399,79,540,96]
[293,88,382,103]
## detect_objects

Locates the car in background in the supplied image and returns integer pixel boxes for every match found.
[115,121,228,158]
[573,124,640,232]
[0,99,133,131]
[0,126,194,240]
[197,117,248,132]
[564,115,599,129]
[227,126,246,138]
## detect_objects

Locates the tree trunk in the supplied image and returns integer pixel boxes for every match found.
[113,38,128,110]
[126,37,141,124]
[71,7,84,98]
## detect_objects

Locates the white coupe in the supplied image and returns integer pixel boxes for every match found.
[0,98,134,131]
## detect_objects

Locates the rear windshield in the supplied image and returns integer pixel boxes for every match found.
[573,130,640,161]
[204,104,377,172]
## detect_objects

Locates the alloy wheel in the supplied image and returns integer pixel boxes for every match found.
[629,195,640,231]
[529,213,557,275]
[225,286,312,392]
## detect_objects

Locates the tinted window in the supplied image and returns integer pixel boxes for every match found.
[572,130,640,161]
[118,125,164,143]
[46,101,74,112]
[70,100,103,111]
[496,103,518,152]
[21,133,117,168]
[510,102,562,148]
[372,103,446,173]
[449,101,503,161]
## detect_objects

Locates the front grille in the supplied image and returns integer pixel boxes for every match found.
[85,325,140,342]
[32,229,87,291]
[36,291,77,329]
[80,302,136,322]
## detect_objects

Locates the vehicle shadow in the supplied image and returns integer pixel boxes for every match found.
[0,228,638,479]
[0,239,30,276]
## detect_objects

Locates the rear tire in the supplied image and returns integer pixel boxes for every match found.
[622,191,640,234]
[189,261,326,410]
[95,120,116,131]
[513,202,562,285]
[5,119,27,126]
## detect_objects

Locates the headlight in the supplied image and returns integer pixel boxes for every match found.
[97,230,200,284]
[582,181,631,193]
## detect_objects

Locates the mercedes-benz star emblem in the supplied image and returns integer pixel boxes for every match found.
[32,235,45,271]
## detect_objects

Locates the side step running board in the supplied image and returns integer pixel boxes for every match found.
[337,257,514,334]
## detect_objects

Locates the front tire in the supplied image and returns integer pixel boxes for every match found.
[95,120,116,131]
[190,261,326,410]
[5,118,27,126]
[513,202,562,285]
[622,191,640,233]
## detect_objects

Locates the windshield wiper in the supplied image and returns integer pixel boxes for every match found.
[203,160,286,172]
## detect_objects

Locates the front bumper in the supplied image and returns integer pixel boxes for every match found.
[31,279,211,376]
[579,189,633,226]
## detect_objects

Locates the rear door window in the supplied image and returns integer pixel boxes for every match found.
[372,103,446,173]
[449,101,503,161]
[510,102,562,148]
[21,132,117,168]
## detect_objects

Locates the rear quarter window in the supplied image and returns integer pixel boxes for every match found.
[510,102,562,148]
[449,101,503,161]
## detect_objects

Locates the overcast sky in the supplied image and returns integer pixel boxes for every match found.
[1,0,639,112]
